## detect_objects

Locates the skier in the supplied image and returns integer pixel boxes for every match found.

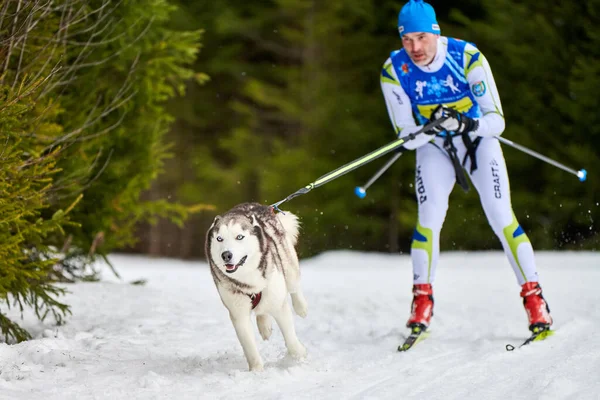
[380,0,553,338]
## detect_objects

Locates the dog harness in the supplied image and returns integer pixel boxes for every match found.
[249,292,262,309]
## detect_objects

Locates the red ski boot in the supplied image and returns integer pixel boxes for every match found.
[406,283,434,329]
[521,282,552,332]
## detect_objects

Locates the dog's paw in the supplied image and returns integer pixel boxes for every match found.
[249,362,264,372]
[256,315,272,340]
[288,342,307,360]
[291,293,308,318]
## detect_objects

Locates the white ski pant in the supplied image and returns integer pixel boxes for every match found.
[411,136,539,286]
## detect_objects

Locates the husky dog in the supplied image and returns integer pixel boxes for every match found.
[205,202,308,371]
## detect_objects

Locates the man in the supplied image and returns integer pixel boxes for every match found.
[380,0,553,336]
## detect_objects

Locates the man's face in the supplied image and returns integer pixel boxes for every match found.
[402,32,439,66]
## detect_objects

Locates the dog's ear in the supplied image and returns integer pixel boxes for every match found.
[250,215,267,252]
[251,214,263,236]
[205,215,221,259]
[251,214,262,231]
[209,215,221,230]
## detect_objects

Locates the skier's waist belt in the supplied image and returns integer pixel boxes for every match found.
[461,132,482,175]
[441,133,481,193]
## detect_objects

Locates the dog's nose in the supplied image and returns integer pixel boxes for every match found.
[221,251,233,263]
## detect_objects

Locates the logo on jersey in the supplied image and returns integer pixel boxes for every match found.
[392,90,403,105]
[472,81,486,97]
[490,159,501,199]
[416,165,427,204]
[400,63,411,76]
[415,80,427,99]
[442,75,460,94]
[426,76,448,98]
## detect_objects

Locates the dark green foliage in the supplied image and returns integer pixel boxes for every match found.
[168,0,598,258]
[445,0,600,250]
[0,0,200,341]
[0,77,72,342]
[47,0,202,278]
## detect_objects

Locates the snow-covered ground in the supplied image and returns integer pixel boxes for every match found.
[0,251,599,400]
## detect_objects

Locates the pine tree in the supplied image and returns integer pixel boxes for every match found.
[42,0,202,278]
[0,0,201,341]
[0,73,74,342]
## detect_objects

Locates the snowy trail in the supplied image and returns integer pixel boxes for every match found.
[0,251,599,399]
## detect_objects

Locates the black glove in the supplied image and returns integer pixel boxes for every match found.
[429,105,479,135]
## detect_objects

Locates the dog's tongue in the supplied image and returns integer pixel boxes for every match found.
[225,264,236,271]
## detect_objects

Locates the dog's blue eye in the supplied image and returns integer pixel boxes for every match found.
[236,234,244,240]
[216,236,223,242]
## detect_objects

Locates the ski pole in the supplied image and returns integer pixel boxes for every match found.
[354,151,403,199]
[497,136,587,182]
[271,117,447,210]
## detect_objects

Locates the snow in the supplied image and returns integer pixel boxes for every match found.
[1,251,599,400]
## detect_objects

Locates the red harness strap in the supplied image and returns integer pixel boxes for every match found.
[249,292,262,309]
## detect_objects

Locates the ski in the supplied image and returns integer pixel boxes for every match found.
[506,326,554,351]
[398,324,429,352]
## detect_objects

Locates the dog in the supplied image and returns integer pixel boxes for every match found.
[205,202,308,371]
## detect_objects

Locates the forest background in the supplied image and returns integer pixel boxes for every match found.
[145,0,599,257]
[0,0,598,341]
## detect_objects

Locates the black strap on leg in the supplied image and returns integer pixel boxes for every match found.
[461,133,482,174]
[443,135,470,193]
